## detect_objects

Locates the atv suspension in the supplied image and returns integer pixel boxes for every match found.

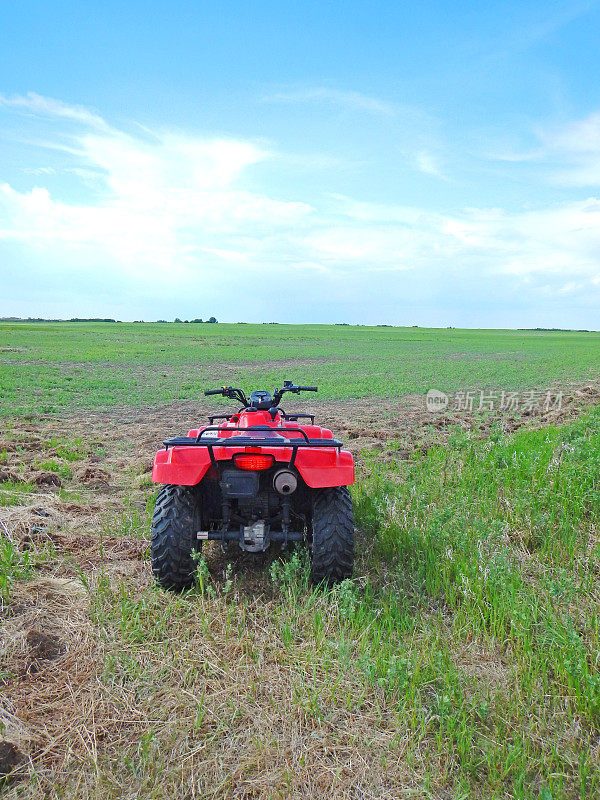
[197,496,304,552]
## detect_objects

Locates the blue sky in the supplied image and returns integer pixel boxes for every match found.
[2,0,600,326]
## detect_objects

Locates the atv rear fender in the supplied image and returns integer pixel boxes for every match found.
[152,426,355,488]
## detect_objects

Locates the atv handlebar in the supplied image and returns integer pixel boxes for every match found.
[204,382,317,408]
[204,386,249,405]
[269,382,318,405]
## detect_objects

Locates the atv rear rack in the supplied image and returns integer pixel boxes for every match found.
[163,426,342,468]
[207,411,315,425]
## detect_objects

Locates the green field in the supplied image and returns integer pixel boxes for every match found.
[1,323,600,798]
[1,322,600,414]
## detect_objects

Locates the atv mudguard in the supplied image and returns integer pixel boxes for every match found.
[152,424,355,488]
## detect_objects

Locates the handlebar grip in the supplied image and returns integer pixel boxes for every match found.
[204,389,223,396]
[299,386,318,392]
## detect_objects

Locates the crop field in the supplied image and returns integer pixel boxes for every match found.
[2,322,600,416]
[1,322,600,799]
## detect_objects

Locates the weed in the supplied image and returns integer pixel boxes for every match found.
[0,480,34,507]
[45,437,86,461]
[35,459,72,480]
[192,554,215,597]
[222,562,234,595]
[331,578,360,619]
[269,547,310,593]
[0,535,32,600]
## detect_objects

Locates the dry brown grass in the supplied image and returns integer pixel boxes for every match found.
[1,569,437,799]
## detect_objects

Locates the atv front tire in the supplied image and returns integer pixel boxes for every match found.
[151,484,206,591]
[310,486,354,585]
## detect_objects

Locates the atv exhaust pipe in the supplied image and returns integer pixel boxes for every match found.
[273,469,297,495]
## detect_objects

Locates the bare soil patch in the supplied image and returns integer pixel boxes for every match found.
[0,741,24,778]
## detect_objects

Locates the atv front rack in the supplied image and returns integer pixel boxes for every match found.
[163,426,342,468]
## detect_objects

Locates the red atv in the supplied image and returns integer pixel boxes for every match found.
[151,382,355,590]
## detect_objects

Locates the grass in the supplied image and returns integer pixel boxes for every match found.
[34,460,72,480]
[2,322,600,796]
[43,437,86,462]
[0,481,34,507]
[0,537,32,601]
[1,321,600,414]
[2,407,600,796]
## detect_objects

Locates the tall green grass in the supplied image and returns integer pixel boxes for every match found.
[351,409,600,797]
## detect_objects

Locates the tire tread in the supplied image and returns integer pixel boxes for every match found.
[151,484,202,590]
[310,486,354,585]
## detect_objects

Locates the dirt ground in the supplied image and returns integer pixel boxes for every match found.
[2,383,600,794]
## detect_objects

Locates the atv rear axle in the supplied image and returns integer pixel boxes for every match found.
[197,525,304,551]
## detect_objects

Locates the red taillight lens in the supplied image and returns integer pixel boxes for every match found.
[234,454,274,471]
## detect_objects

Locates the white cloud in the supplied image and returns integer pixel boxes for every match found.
[0,91,110,131]
[22,166,56,176]
[491,110,600,186]
[327,195,600,284]
[1,93,600,323]
[545,112,600,154]
[262,87,395,116]
[540,112,600,186]
[0,96,312,281]
[485,1,598,64]
[414,150,446,179]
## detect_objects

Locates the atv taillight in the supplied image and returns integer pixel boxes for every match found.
[234,454,274,471]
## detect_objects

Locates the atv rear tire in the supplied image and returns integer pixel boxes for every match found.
[310,486,354,585]
[151,484,208,591]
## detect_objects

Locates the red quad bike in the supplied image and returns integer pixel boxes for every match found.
[151,382,355,590]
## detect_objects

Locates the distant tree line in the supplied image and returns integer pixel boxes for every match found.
[1,316,219,323]
[165,317,218,324]
[0,317,119,322]
[519,327,591,333]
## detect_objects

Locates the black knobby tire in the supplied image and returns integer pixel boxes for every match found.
[310,486,354,585]
[151,484,205,591]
